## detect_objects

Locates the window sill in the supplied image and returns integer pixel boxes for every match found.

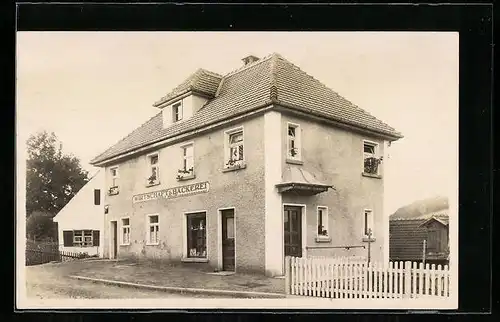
[181,257,208,263]
[145,181,161,188]
[222,162,247,173]
[146,242,160,246]
[120,243,130,246]
[362,237,376,243]
[362,172,382,179]
[315,236,332,243]
[286,158,304,165]
[177,173,196,181]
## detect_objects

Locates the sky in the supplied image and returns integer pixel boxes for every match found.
[16,32,458,215]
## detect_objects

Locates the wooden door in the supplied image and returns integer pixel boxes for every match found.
[221,209,235,271]
[111,221,117,259]
[284,206,302,258]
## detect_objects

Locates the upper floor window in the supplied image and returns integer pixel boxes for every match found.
[173,102,183,122]
[287,123,302,161]
[146,153,160,186]
[178,143,195,180]
[109,166,119,195]
[224,127,245,169]
[110,167,119,186]
[94,189,101,205]
[363,141,382,175]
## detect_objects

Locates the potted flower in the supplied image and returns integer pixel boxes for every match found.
[226,158,243,168]
[177,167,194,180]
[364,156,383,175]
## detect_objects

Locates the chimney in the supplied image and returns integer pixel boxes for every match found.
[242,55,260,66]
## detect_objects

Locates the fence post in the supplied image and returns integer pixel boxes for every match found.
[285,256,290,295]
[404,261,411,299]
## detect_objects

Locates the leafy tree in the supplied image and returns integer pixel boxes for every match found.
[26,131,89,218]
[26,211,58,242]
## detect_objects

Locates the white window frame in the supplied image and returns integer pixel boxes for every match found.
[363,209,375,239]
[73,230,93,247]
[172,101,183,122]
[73,230,83,246]
[146,214,160,245]
[110,166,119,187]
[362,140,380,175]
[185,212,208,259]
[287,123,302,160]
[121,217,131,246]
[224,127,245,168]
[180,142,194,173]
[146,152,160,185]
[316,206,329,237]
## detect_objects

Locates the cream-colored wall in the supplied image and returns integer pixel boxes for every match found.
[103,116,267,272]
[263,110,283,276]
[280,113,386,263]
[53,171,105,257]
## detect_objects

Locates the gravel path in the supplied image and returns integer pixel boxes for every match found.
[25,262,230,299]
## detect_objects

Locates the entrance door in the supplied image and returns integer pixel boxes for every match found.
[284,206,302,258]
[221,209,235,271]
[110,221,117,259]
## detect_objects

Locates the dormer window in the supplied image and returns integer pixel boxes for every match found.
[173,102,183,122]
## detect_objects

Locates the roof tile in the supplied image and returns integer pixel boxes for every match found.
[91,53,403,165]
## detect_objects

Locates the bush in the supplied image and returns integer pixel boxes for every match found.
[26,211,57,242]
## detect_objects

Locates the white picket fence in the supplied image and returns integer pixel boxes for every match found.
[308,255,366,264]
[285,256,450,299]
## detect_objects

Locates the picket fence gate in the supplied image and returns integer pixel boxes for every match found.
[285,256,450,299]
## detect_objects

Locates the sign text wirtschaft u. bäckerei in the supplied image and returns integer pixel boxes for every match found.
[132,181,210,203]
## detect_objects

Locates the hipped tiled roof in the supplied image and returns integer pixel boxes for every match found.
[91,53,403,165]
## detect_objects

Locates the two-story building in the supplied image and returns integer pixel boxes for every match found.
[90,53,403,276]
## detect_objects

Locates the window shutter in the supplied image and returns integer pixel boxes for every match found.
[238,145,244,160]
[94,189,101,205]
[93,230,100,246]
[63,231,73,247]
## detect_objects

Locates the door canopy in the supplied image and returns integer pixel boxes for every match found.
[276,166,334,196]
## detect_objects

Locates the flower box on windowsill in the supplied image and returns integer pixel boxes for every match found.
[315,236,332,243]
[145,180,161,187]
[181,257,209,263]
[108,186,119,196]
[222,161,247,173]
[362,172,382,179]
[177,173,196,181]
[362,237,376,243]
[286,158,304,165]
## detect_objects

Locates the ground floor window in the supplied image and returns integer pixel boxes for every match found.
[363,209,374,238]
[121,218,130,245]
[147,214,159,245]
[186,212,207,258]
[63,230,99,247]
